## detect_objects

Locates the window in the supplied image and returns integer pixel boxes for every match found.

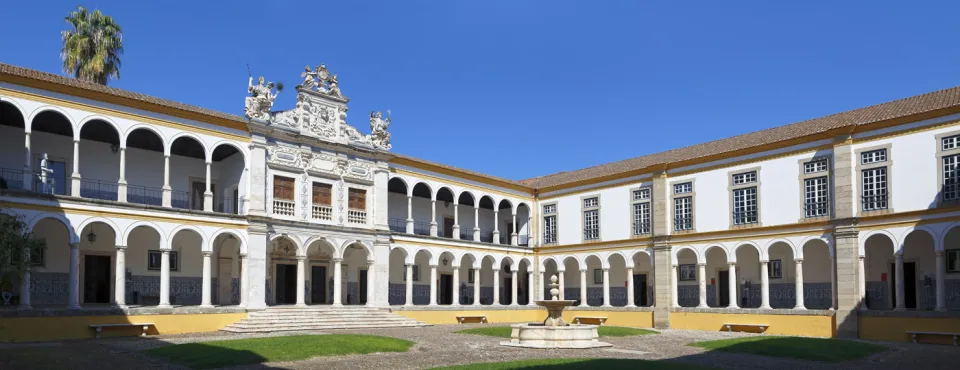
[804,159,828,174]
[768,259,783,279]
[632,187,651,235]
[947,250,960,273]
[674,182,692,194]
[674,196,693,231]
[861,167,888,211]
[861,149,887,164]
[679,264,696,281]
[944,155,960,201]
[543,203,557,244]
[732,187,758,225]
[804,176,829,217]
[273,176,295,201]
[147,250,179,272]
[404,265,420,282]
[582,197,600,241]
[348,188,366,210]
[468,269,475,283]
[312,182,332,206]
[943,135,960,151]
[732,171,757,185]
[593,269,603,284]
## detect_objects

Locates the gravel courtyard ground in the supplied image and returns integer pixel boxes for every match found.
[1,325,957,369]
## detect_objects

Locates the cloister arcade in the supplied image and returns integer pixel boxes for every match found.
[263,235,375,306]
[386,176,532,246]
[0,98,248,214]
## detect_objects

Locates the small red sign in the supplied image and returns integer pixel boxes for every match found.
[711,278,716,285]
[881,273,887,282]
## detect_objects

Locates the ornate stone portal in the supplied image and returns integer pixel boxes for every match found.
[500,275,612,349]
[244,64,392,150]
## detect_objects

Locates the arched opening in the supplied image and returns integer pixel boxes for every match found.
[386,177,409,233]
[459,254,477,304]
[212,233,242,305]
[169,135,207,210]
[562,256,581,304]
[516,203,531,246]
[901,230,936,310]
[435,188,455,238]
[266,236,298,306]
[768,242,796,309]
[802,238,833,310]
[518,258,533,305]
[480,255,497,305]
[0,102,28,190]
[411,183,432,236]
[78,119,121,201]
[735,244,761,308]
[676,248,699,307]
[456,192,476,241]
[478,196,495,243]
[27,218,73,306]
[499,257,515,305]
[497,199,513,245]
[125,225,163,306]
[413,249,432,305]
[704,246,729,307]
[305,239,337,305]
[124,128,165,206]
[632,252,654,307]
[388,247,409,305]
[30,110,74,195]
[583,255,603,306]
[864,233,896,310]
[542,258,559,300]
[941,227,960,311]
[437,250,457,304]
[77,221,118,305]
[211,144,245,214]
[169,229,204,305]
[341,242,371,305]
[608,253,627,307]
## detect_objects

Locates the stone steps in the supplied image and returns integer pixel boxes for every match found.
[221,306,428,334]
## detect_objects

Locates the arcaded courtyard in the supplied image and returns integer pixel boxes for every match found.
[1,325,956,370]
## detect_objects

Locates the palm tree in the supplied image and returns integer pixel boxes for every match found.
[60,6,123,85]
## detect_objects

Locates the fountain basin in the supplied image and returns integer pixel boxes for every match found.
[499,323,613,349]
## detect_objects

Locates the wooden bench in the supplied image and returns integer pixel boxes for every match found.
[906,331,960,346]
[89,323,155,339]
[456,316,488,324]
[723,323,769,334]
[573,316,607,325]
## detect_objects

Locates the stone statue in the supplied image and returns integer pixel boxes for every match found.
[369,110,392,150]
[328,75,342,97]
[39,153,54,194]
[245,76,280,121]
[299,65,318,90]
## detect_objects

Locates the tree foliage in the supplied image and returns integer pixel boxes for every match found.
[0,211,46,290]
[60,5,124,85]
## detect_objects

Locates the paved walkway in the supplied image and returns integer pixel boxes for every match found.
[1,325,957,369]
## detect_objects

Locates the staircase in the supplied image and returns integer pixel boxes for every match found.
[221,306,429,333]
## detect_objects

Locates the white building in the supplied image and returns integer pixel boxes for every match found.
[1,62,959,341]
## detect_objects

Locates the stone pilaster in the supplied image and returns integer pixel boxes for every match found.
[652,170,669,236]
[833,222,860,338]
[247,136,269,217]
[832,134,856,219]
[652,239,673,329]
[245,223,269,309]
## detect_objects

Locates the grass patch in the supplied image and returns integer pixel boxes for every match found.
[147,334,414,369]
[454,326,656,338]
[433,358,710,369]
[689,336,885,362]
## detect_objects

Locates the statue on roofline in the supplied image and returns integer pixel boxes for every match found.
[369,110,392,150]
[245,75,282,121]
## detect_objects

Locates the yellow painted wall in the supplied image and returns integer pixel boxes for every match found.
[0,313,247,342]
[561,310,654,328]
[670,312,835,338]
[859,316,960,344]
[394,309,543,325]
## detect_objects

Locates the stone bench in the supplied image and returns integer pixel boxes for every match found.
[456,316,487,324]
[89,323,155,339]
[573,316,607,325]
[723,323,768,334]
[907,331,960,346]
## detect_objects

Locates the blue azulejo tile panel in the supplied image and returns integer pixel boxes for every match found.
[29,272,69,305]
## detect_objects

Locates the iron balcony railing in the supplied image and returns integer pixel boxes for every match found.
[633,221,651,235]
[127,184,163,206]
[413,220,431,236]
[171,191,191,210]
[388,218,407,233]
[479,230,494,243]
[460,231,474,241]
[216,197,240,215]
[674,216,693,231]
[732,210,758,225]
[80,179,118,201]
[804,201,829,218]
[0,167,55,193]
[518,235,530,246]
[862,194,888,211]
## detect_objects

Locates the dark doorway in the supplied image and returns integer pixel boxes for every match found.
[443,217,455,239]
[891,262,917,309]
[311,265,327,304]
[503,277,513,305]
[718,270,729,307]
[439,274,453,305]
[633,274,648,306]
[191,181,216,210]
[83,255,111,304]
[359,269,368,305]
[275,264,297,304]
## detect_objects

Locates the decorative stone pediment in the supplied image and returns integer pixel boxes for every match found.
[266,144,373,182]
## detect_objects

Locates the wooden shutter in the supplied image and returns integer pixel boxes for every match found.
[312,182,332,205]
[348,188,366,210]
[273,176,294,200]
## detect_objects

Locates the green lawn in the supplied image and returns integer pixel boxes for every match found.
[433,358,710,370]
[147,334,414,369]
[454,326,656,338]
[689,336,885,362]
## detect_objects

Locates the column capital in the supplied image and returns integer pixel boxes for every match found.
[429,264,438,268]
[579,268,587,273]
[727,261,737,266]
[202,251,213,257]
[297,255,307,261]
[451,265,460,270]
[895,252,904,259]
[602,267,610,271]
[697,263,706,267]
[69,243,80,249]
[405,262,414,267]
[794,258,804,263]
[625,267,634,271]
[759,259,769,264]
[160,249,171,255]
[239,252,248,259]
[493,267,501,272]
[115,245,127,251]
[366,260,376,267]
[332,257,344,263]
[936,250,945,257]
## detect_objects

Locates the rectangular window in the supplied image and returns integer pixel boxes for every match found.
[674,196,693,231]
[732,187,758,225]
[804,159,828,174]
[674,182,692,194]
[583,197,599,208]
[768,259,783,278]
[633,188,650,201]
[948,250,960,273]
[404,265,421,282]
[633,202,651,235]
[273,176,295,201]
[679,264,696,281]
[861,149,887,164]
[147,250,179,272]
[943,135,960,151]
[804,177,829,217]
[348,188,366,210]
[312,182,332,206]
[582,197,600,241]
[732,171,757,185]
[593,269,603,284]
[543,204,556,214]
[861,167,888,211]
[943,154,960,201]
[543,204,557,244]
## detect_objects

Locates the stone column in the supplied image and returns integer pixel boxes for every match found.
[19,248,32,309]
[452,204,460,239]
[365,260,376,307]
[239,253,248,307]
[558,270,566,300]
[429,200,438,237]
[473,206,480,242]
[602,268,611,307]
[493,210,500,244]
[159,249,171,308]
[203,161,213,212]
[579,268,588,307]
[493,268,501,305]
[429,264,438,306]
[510,269,518,306]
[70,139,80,197]
[473,268,481,305]
[201,251,213,307]
[858,255,867,311]
[332,258,343,306]
[162,154,172,207]
[936,251,946,311]
[894,253,905,311]
[511,213,518,246]
[626,267,635,307]
[830,255,837,310]
[728,262,739,309]
[67,243,81,309]
[452,266,460,305]
[527,271,535,306]
[404,263,414,306]
[295,256,306,307]
[697,263,708,308]
[794,259,805,310]
[405,195,414,234]
[117,147,127,202]
[760,260,771,309]
[832,137,862,337]
[671,264,679,307]
[23,132,32,191]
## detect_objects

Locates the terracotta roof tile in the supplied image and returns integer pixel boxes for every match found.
[392,153,532,189]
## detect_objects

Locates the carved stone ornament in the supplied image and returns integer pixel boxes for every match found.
[271,238,297,258]
[369,110,392,150]
[245,76,281,121]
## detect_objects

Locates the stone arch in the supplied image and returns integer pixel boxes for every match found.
[122,123,167,147]
[500,255,516,271]
[75,216,122,246]
[169,225,208,252]
[304,237,339,259]
[457,190,476,205]
[414,248,434,266]
[607,251,628,268]
[764,238,796,260]
[210,140,249,167]
[497,198,514,215]
[27,105,75,133]
[211,228,247,254]
[269,233,303,254]
[673,245,699,264]
[540,256,559,270]
[27,213,79,244]
[0,96,27,123]
[703,244,730,263]
[391,245,411,264]
[460,252,478,269]
[631,249,653,267]
[339,239,373,259]
[435,250,457,267]
[561,255,581,271]
[411,181,433,200]
[734,242,763,261]
[77,114,122,140]
[168,132,208,158]
[123,220,167,250]
[899,226,938,254]
[583,253,607,269]
[860,229,898,256]
[940,222,960,253]
[799,235,833,258]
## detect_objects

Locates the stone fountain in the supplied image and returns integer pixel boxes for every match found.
[500,275,612,349]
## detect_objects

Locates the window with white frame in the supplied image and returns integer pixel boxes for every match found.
[732,187,758,225]
[673,182,693,231]
[861,167,888,211]
[804,176,829,217]
[582,197,600,241]
[804,159,828,174]
[941,134,960,204]
[732,171,757,185]
[948,250,960,273]
[861,149,887,164]
[674,182,692,194]
[943,134,960,151]
[632,188,651,235]
[543,204,557,244]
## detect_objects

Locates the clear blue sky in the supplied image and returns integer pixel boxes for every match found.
[2,1,958,181]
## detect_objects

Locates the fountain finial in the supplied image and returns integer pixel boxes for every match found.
[550,274,560,301]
